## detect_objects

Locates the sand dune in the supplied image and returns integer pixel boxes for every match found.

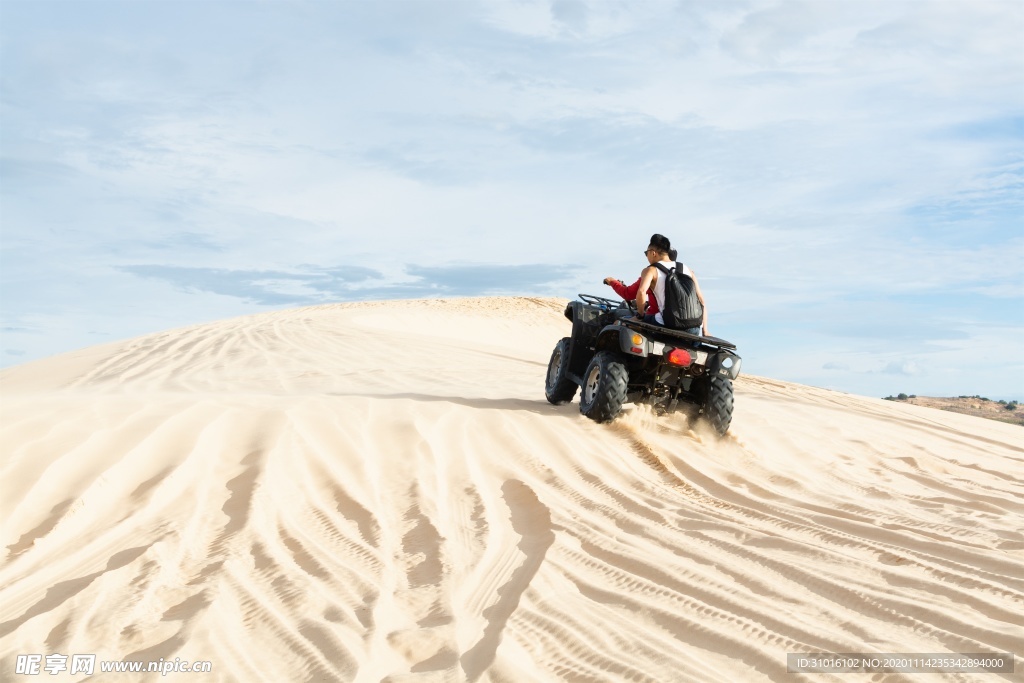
[1,297,1021,682]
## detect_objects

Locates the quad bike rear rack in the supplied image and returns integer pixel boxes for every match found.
[619,318,737,350]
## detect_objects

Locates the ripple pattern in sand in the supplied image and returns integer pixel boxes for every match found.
[2,299,1021,682]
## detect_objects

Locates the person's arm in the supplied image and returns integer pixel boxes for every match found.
[604,277,634,300]
[645,286,659,314]
[636,266,657,316]
[607,277,645,301]
[692,271,708,335]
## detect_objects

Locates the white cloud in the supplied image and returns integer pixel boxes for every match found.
[2,0,1021,398]
[479,0,672,41]
[882,360,925,376]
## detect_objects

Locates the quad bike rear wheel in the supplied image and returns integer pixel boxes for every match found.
[545,337,578,404]
[703,375,734,435]
[579,351,629,423]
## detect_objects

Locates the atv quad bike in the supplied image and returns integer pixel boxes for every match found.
[545,294,742,435]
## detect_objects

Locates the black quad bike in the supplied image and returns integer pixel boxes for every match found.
[545,294,742,435]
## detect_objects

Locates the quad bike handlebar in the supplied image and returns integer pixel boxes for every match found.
[578,293,638,314]
[577,293,621,308]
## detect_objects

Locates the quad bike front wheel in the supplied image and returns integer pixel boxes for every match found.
[579,351,629,423]
[703,375,734,436]
[545,337,578,404]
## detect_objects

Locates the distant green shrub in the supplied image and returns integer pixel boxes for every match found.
[897,393,908,400]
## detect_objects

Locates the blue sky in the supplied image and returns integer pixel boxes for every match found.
[2,0,1022,400]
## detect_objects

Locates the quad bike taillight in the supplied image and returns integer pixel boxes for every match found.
[667,348,692,366]
[628,333,645,354]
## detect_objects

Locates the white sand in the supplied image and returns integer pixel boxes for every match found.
[1,297,1021,682]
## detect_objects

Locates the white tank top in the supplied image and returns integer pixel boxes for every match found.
[652,261,693,325]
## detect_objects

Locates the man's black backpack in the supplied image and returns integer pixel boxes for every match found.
[654,262,703,330]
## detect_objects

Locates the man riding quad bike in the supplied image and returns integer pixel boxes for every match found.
[544,294,741,435]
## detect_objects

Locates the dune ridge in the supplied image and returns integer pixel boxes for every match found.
[1,297,1021,682]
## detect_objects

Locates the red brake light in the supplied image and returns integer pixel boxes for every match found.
[667,348,691,366]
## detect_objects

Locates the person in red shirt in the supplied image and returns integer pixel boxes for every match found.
[602,246,677,316]
[603,275,659,315]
